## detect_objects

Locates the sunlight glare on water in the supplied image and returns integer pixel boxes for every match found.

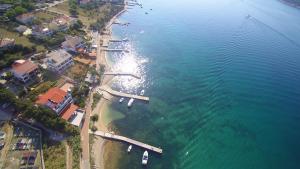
[110,42,148,93]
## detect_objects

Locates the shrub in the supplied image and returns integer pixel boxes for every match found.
[91,114,98,122]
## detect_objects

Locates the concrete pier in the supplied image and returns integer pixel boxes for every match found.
[98,85,149,101]
[104,49,129,53]
[90,130,163,154]
[109,38,129,42]
[104,72,141,79]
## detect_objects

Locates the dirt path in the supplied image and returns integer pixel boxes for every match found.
[0,123,13,168]
[65,142,73,169]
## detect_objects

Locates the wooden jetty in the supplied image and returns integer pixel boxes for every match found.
[104,72,141,79]
[104,49,129,53]
[90,130,163,154]
[98,85,149,101]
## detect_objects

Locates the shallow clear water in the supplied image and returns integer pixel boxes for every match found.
[106,0,300,168]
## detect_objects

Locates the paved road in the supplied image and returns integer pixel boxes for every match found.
[35,0,66,11]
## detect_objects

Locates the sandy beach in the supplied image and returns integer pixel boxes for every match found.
[89,5,128,169]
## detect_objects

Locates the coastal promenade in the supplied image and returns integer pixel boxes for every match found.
[104,72,141,79]
[98,85,149,101]
[90,130,163,154]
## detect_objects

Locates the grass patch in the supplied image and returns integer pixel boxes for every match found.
[49,2,71,16]
[0,28,45,52]
[89,135,95,167]
[43,141,66,169]
[67,135,81,169]
[92,93,101,110]
[50,2,123,28]
[27,81,57,101]
[42,69,60,82]
[34,11,58,23]
[64,61,88,81]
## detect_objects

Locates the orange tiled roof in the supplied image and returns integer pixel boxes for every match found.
[60,104,78,121]
[36,87,67,105]
[12,60,38,75]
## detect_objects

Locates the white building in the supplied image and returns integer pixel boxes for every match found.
[31,26,53,38]
[46,49,73,73]
[61,36,85,52]
[11,60,39,83]
[36,87,73,115]
[36,87,85,127]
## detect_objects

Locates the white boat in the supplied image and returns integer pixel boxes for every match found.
[127,145,132,153]
[142,151,148,165]
[140,90,145,96]
[128,98,134,107]
[119,97,124,103]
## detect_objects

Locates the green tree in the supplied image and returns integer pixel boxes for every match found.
[14,6,27,15]
[69,0,78,16]
[5,9,16,19]
[91,126,97,132]
[71,20,83,30]
[91,114,98,122]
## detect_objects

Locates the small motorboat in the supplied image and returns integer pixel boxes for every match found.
[142,151,148,165]
[140,90,145,96]
[128,98,134,107]
[127,145,132,153]
[119,97,124,103]
[145,12,148,14]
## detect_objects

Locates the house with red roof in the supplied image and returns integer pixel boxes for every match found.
[11,60,39,83]
[36,87,84,127]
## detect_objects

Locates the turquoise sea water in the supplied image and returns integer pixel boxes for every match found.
[106,0,300,168]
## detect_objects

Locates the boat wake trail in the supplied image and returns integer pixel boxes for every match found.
[249,16,300,49]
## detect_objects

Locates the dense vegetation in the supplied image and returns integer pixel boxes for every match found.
[72,84,89,108]
[66,0,124,31]
[0,88,79,135]
[0,0,35,20]
[89,3,123,30]
[92,93,101,110]
[67,135,81,169]
[27,81,57,101]
[43,141,66,169]
[0,44,36,69]
[29,32,66,48]
[68,0,78,16]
